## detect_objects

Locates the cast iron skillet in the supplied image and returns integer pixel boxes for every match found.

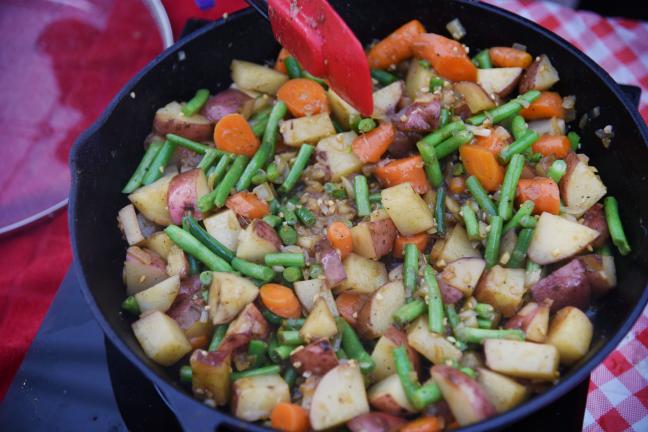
[69,0,648,430]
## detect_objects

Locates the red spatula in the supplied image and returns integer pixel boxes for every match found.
[245,0,374,116]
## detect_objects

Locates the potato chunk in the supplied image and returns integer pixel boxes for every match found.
[315,131,362,181]
[476,368,528,413]
[231,374,290,421]
[134,275,180,314]
[280,113,336,147]
[337,254,388,294]
[128,174,174,226]
[381,183,434,235]
[356,281,406,339]
[203,209,242,251]
[560,153,607,217]
[475,265,526,317]
[300,298,338,342]
[527,212,599,265]
[368,374,415,415]
[132,311,192,366]
[208,272,259,324]
[230,59,288,95]
[545,306,593,365]
[407,316,462,364]
[436,225,481,266]
[484,339,559,381]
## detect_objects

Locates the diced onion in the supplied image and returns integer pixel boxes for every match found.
[252,182,276,202]
[446,18,466,40]
[341,176,355,199]
[512,42,527,52]
[562,95,576,109]
[466,125,492,137]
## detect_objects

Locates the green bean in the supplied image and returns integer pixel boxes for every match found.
[567,131,580,150]
[265,253,305,268]
[278,144,314,194]
[435,130,474,159]
[141,140,176,185]
[284,56,303,79]
[238,101,288,191]
[371,68,399,86]
[182,88,210,117]
[278,330,304,346]
[337,318,375,374]
[485,215,503,268]
[206,154,232,190]
[477,316,493,328]
[417,141,443,187]
[507,227,534,268]
[281,206,298,225]
[461,205,480,241]
[548,159,567,183]
[393,346,441,410]
[198,149,219,171]
[283,267,303,282]
[473,50,492,69]
[393,300,426,326]
[182,218,201,275]
[208,324,228,351]
[446,304,460,332]
[503,200,534,232]
[295,207,316,227]
[324,182,347,199]
[466,176,497,216]
[604,196,631,255]
[266,162,280,183]
[520,215,537,228]
[354,175,371,217]
[499,130,539,164]
[231,365,280,381]
[430,76,446,92]
[165,225,233,272]
[278,225,297,245]
[331,117,345,133]
[122,141,163,193]
[200,271,213,287]
[511,115,528,140]
[283,318,306,330]
[251,115,270,137]
[121,296,140,315]
[356,118,377,134]
[475,303,495,320]
[435,186,447,234]
[455,327,525,344]
[302,70,328,89]
[420,121,465,147]
[460,366,477,378]
[283,366,297,388]
[251,170,267,185]
[468,90,541,126]
[214,154,249,208]
[439,108,450,128]
[262,214,282,228]
[262,309,283,326]
[369,192,382,203]
[308,264,323,279]
[180,365,193,383]
[166,133,212,155]
[269,344,293,363]
[403,244,419,295]
[336,348,348,360]
[498,154,525,220]
[185,215,235,262]
[424,265,444,334]
[232,257,275,282]
[418,59,431,69]
[248,339,269,367]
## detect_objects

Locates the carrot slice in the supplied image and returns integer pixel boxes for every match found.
[213,113,260,157]
[516,177,560,215]
[474,126,509,156]
[459,144,504,192]
[448,176,466,194]
[412,33,477,82]
[400,416,445,432]
[225,191,269,219]
[277,78,329,118]
[368,19,426,69]
[532,135,571,158]
[275,48,290,74]
[520,91,565,120]
[270,403,310,432]
[374,155,430,194]
[335,292,369,327]
[393,232,429,259]
[260,284,302,319]
[327,221,353,258]
[352,123,395,163]
[489,47,533,68]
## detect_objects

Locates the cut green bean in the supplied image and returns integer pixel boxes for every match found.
[337,318,375,374]
[511,115,528,140]
[283,366,297,388]
[475,303,495,320]
[354,175,371,217]
[507,227,534,268]
[283,318,306,330]
[371,68,399,86]
[278,144,314,194]
[281,206,298,225]
[284,55,303,79]
[278,330,304,346]
[424,265,444,334]
[264,253,305,268]
[165,226,233,272]
[604,196,631,255]
[208,324,228,351]
[435,186,447,234]
[439,108,450,128]
[278,225,297,245]
[251,170,267,185]
[182,89,210,117]
[265,162,280,183]
[180,365,193,383]
[485,215,503,268]
[520,215,537,228]
[455,327,525,344]
[122,141,163,193]
[473,50,492,69]
[308,264,323,279]
[393,300,426,326]
[435,130,474,159]
[356,118,377,134]
[498,154,525,220]
[302,70,328,88]
[393,346,441,410]
[198,149,219,171]
[206,154,232,189]
[446,304,460,332]
[460,366,477,378]
[283,267,303,282]
[214,154,249,208]
[417,141,443,187]
[466,176,497,216]
[231,365,281,381]
[420,121,466,147]
[477,318,493,329]
[251,115,270,137]
[548,159,567,183]
[498,130,539,164]
[336,348,348,360]
[295,207,316,227]
[403,244,419,295]
[200,271,213,287]
[185,215,235,262]
[430,76,446,92]
[325,182,347,199]
[503,200,535,232]
[166,133,212,155]
[141,140,176,185]
[369,192,382,203]
[121,296,140,315]
[262,309,283,326]
[461,204,480,240]
[262,214,283,228]
[567,131,580,150]
[182,218,201,275]
[232,258,275,282]
[269,344,293,363]
[468,90,541,126]
[248,339,269,367]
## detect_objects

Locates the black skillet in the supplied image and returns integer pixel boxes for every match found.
[69,0,648,430]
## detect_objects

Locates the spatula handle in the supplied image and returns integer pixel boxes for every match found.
[244,0,269,20]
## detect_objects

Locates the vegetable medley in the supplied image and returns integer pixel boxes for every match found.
[117,17,631,432]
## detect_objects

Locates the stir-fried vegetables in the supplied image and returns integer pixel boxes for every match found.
[116,17,629,431]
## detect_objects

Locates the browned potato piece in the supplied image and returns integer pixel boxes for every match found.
[477,67,523,98]
[476,368,529,413]
[372,81,404,119]
[581,203,610,248]
[166,168,210,225]
[475,265,526,317]
[370,326,422,382]
[454,81,496,113]
[167,276,213,340]
[560,153,607,217]
[231,374,290,421]
[200,88,254,122]
[337,253,388,294]
[236,220,281,263]
[531,259,591,313]
[336,292,369,328]
[190,349,231,405]
[527,212,599,265]
[351,219,398,260]
[407,316,462,365]
[224,303,270,341]
[132,311,192,366]
[347,412,407,432]
[579,254,617,296]
[165,245,188,279]
[356,281,406,339]
[290,339,339,376]
[123,246,168,295]
[504,302,550,343]
[484,339,559,381]
[153,101,213,141]
[128,174,174,226]
[300,298,338,342]
[134,275,180,314]
[430,365,497,426]
[545,306,593,365]
[300,375,321,410]
[208,272,259,324]
[381,183,435,236]
[519,54,560,93]
[368,374,415,415]
[436,225,481,266]
[439,257,486,297]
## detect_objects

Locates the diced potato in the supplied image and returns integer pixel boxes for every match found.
[505,302,550,343]
[294,279,324,312]
[134,275,180,314]
[519,54,560,93]
[231,374,290,421]
[405,60,435,99]
[123,246,168,295]
[310,363,370,430]
[477,67,523,98]
[118,204,145,245]
[190,350,231,405]
[337,253,388,294]
[209,272,259,324]
[145,232,174,259]
[153,101,213,142]
[167,168,209,225]
[370,327,421,383]
[280,113,336,147]
[527,212,599,265]
[351,219,398,260]
[560,153,607,217]
[315,131,362,181]
[356,281,405,339]
[300,298,338,342]
[476,368,529,413]
[372,81,404,119]
[545,306,593,365]
[499,229,518,264]
[316,289,339,317]
[437,225,481,265]
[203,209,242,251]
[236,221,280,263]
[484,339,559,381]
[527,117,565,136]
[407,316,462,364]
[132,311,192,366]
[475,265,526,317]
[381,183,434,235]
[128,174,174,226]
[454,81,495,113]
[439,257,486,296]
[224,303,269,340]
[230,59,288,95]
[368,374,415,415]
[165,245,188,278]
[328,88,360,129]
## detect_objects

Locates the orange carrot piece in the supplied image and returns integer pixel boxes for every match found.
[275,48,290,74]
[270,403,310,432]
[352,123,395,163]
[277,78,329,118]
[367,19,426,69]
[335,292,369,327]
[520,91,565,120]
[474,126,509,156]
[412,33,477,82]
[489,47,533,68]
[327,221,353,259]
[213,113,260,157]
[516,177,560,215]
[448,176,467,194]
[393,232,429,259]
[459,144,504,192]
[532,135,571,158]
[400,416,445,432]
[225,191,269,219]
[260,284,302,319]
[374,155,430,194]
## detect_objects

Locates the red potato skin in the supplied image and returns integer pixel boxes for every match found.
[201,89,253,123]
[190,349,231,405]
[167,276,212,338]
[504,301,550,342]
[224,303,270,342]
[437,278,464,304]
[518,55,558,94]
[579,254,615,296]
[391,99,441,134]
[290,339,339,375]
[316,239,347,287]
[582,204,610,249]
[384,326,422,377]
[253,220,282,249]
[336,292,369,327]
[167,169,205,225]
[388,130,419,158]
[531,259,591,313]
[347,412,407,432]
[369,394,411,416]
[153,105,214,142]
[369,218,398,259]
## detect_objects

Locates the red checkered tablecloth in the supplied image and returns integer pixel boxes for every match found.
[484,2,648,431]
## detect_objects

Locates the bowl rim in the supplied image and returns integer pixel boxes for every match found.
[68,1,648,431]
